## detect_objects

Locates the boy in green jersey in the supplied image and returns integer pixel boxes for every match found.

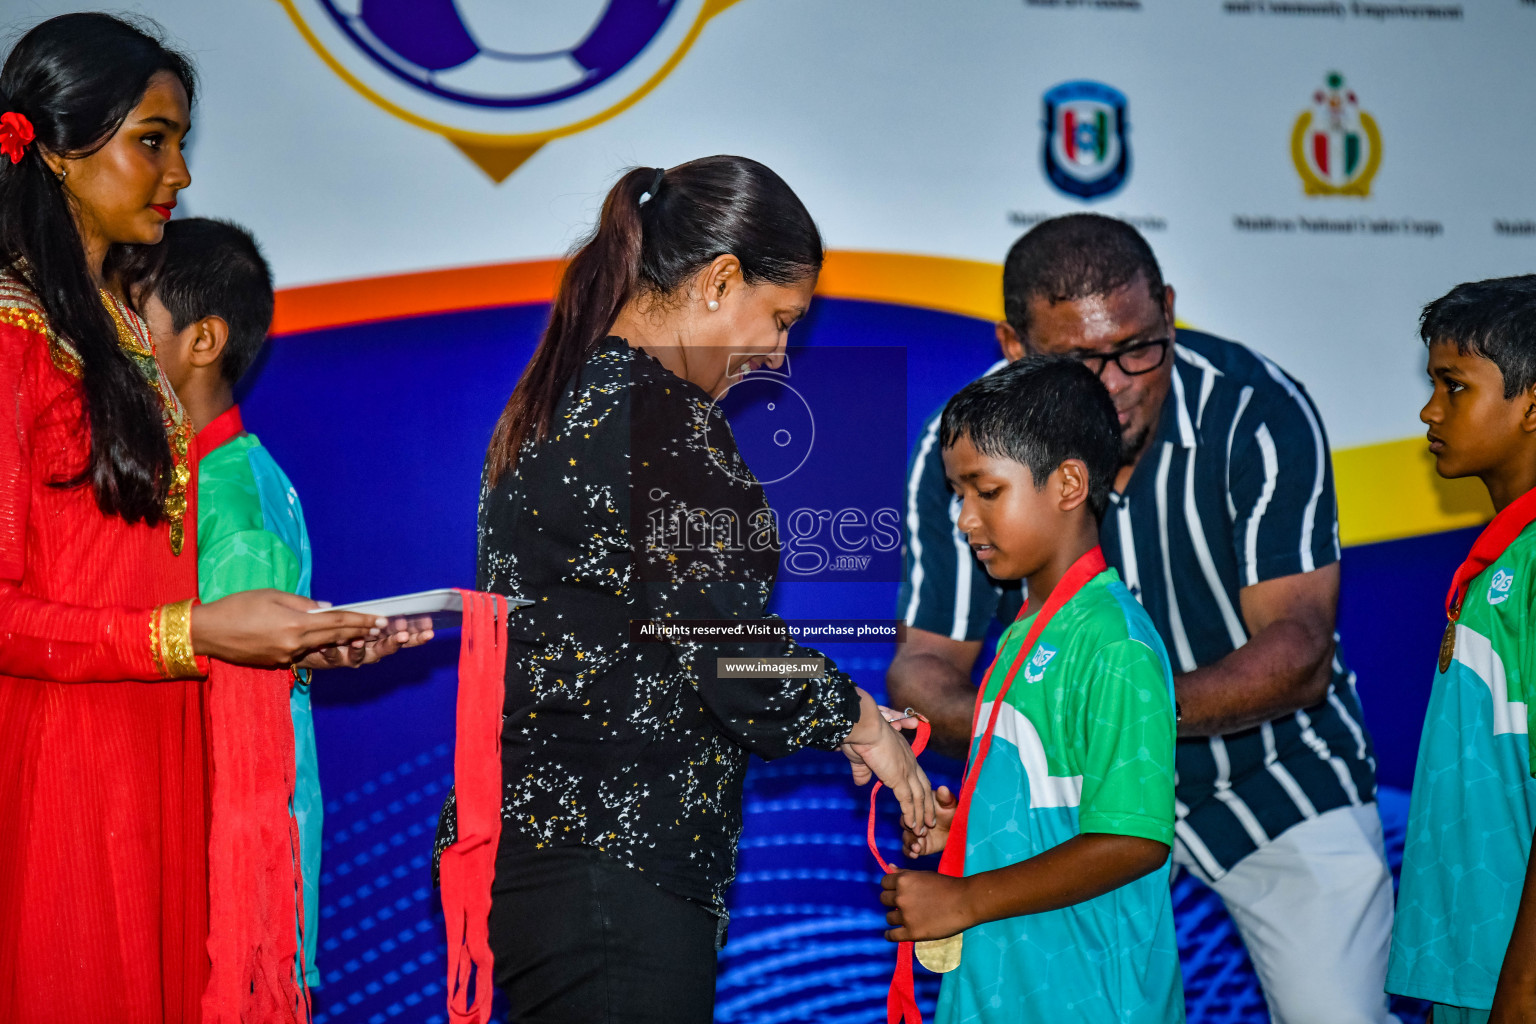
[132,218,425,987]
[882,356,1182,1023]
[1387,275,1536,1023]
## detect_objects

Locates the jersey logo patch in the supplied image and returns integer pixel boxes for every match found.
[1488,567,1515,606]
[1022,643,1059,683]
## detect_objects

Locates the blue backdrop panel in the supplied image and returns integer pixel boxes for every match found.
[241,298,1450,1023]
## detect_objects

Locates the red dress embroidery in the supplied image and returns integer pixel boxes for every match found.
[0,274,211,1021]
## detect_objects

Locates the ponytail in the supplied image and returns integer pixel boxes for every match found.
[487,156,822,483]
[486,166,655,482]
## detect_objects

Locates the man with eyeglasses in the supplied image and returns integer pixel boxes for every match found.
[889,214,1396,1023]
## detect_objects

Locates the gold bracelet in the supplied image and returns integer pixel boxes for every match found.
[156,599,201,678]
[149,605,167,677]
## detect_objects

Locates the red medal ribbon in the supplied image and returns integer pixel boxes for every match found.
[866,717,932,1024]
[1444,487,1536,621]
[939,546,1107,879]
[439,590,509,1024]
[870,546,1108,1023]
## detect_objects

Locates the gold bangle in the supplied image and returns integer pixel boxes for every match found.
[149,605,167,677]
[156,599,200,678]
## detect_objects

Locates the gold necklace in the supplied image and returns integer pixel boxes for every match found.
[100,291,193,556]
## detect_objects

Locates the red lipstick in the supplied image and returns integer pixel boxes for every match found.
[150,200,175,220]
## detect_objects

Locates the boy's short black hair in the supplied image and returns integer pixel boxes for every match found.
[939,355,1121,517]
[1003,214,1165,339]
[144,218,275,386]
[1420,275,1536,399]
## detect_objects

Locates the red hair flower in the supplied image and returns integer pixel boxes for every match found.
[0,112,35,165]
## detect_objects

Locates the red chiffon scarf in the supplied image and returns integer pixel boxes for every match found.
[202,590,510,1023]
[203,660,307,1023]
[439,590,509,1024]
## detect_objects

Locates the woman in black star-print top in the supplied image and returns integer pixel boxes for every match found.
[441,157,934,1021]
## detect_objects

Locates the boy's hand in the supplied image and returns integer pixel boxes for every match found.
[904,785,957,858]
[295,615,434,670]
[881,869,972,942]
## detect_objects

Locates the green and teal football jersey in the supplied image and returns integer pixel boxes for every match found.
[198,424,322,987]
[1387,523,1536,1010]
[935,568,1182,1024]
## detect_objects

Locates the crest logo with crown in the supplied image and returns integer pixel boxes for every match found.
[1291,72,1381,197]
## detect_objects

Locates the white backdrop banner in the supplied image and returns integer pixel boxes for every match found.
[8,0,1535,499]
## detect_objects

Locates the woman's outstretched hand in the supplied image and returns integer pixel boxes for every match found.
[191,589,387,667]
[841,688,937,837]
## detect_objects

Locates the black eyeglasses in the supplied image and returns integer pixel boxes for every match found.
[1068,336,1171,378]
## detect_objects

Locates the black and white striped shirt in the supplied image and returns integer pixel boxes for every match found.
[898,330,1377,878]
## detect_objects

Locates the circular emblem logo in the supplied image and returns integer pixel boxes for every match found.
[705,364,816,486]
[1291,72,1381,197]
[279,0,728,179]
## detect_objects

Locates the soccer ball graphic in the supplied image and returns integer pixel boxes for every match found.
[320,0,680,108]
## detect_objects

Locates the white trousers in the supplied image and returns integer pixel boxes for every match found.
[1174,803,1401,1024]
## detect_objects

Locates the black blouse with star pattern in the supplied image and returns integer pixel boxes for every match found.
[462,335,861,909]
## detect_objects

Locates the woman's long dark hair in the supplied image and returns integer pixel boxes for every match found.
[486,155,824,484]
[0,13,196,523]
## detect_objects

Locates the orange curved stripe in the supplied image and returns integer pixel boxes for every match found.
[271,259,565,336]
[270,251,1003,336]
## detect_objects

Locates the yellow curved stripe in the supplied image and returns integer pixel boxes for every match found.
[818,251,1003,321]
[271,250,1487,547]
[1335,437,1490,547]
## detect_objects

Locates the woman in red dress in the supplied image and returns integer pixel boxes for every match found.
[0,15,389,1022]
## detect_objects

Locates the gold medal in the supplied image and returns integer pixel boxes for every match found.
[914,933,962,973]
[1438,619,1457,675]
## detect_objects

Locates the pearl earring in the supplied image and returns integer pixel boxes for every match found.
[707,300,719,311]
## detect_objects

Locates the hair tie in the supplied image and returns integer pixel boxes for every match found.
[0,112,35,165]
[639,167,664,206]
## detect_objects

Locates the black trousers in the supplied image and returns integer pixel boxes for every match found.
[488,836,720,1024]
